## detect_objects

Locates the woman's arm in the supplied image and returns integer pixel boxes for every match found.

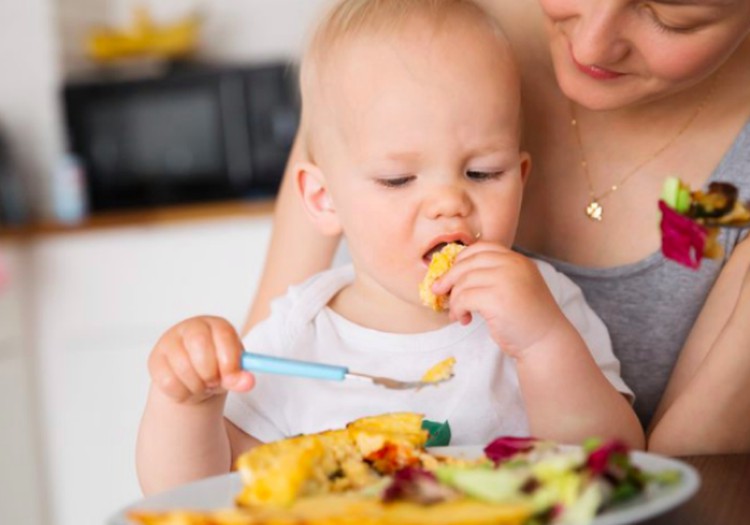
[649,236,750,455]
[242,131,340,333]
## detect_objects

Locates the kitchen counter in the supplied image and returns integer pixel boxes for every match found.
[0,198,275,239]
[2,204,276,525]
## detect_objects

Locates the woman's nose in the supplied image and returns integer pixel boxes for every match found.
[423,184,472,220]
[569,7,630,67]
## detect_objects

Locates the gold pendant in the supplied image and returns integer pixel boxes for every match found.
[586,200,603,221]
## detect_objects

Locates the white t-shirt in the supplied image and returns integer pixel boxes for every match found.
[225,261,632,445]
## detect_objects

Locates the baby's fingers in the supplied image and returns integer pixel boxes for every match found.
[446,302,473,326]
[209,318,255,392]
[432,242,509,295]
[181,319,222,388]
[145,344,207,403]
[148,352,192,402]
[446,285,484,326]
[222,371,255,392]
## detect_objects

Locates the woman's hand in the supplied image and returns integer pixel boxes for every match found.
[432,242,567,357]
[149,316,255,405]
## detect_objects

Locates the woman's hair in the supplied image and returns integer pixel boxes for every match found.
[299,0,506,158]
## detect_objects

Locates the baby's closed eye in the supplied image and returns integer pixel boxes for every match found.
[375,175,416,188]
[466,170,504,181]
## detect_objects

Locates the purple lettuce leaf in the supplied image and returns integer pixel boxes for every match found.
[483,436,538,465]
[659,200,707,269]
[585,440,630,476]
[381,467,458,505]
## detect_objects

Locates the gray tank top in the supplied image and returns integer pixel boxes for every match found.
[519,119,750,427]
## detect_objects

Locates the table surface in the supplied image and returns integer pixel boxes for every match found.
[640,454,750,525]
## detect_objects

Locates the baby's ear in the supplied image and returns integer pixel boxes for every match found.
[295,161,342,236]
[519,151,532,185]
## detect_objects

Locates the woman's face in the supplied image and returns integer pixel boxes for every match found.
[538,0,750,109]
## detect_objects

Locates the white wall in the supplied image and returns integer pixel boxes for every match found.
[59,0,330,75]
[0,0,65,220]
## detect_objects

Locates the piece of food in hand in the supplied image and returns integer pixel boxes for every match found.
[421,357,456,383]
[419,243,465,311]
[659,177,750,269]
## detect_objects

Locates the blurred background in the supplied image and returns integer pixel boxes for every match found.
[0,1,328,524]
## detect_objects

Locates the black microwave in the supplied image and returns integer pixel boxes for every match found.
[63,63,299,211]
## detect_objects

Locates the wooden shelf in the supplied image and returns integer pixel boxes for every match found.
[0,198,275,240]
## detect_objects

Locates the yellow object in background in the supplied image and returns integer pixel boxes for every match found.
[87,7,200,63]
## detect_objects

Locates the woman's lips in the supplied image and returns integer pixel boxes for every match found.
[575,60,624,80]
[568,43,624,80]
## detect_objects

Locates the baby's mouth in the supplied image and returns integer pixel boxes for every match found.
[423,241,465,265]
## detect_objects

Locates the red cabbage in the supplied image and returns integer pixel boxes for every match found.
[381,467,456,505]
[483,436,538,465]
[659,200,707,269]
[586,440,629,475]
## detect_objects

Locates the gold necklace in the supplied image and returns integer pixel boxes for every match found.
[570,77,718,222]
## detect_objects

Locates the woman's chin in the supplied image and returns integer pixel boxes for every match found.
[554,68,652,111]
[547,42,658,111]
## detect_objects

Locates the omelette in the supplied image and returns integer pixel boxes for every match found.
[128,413,530,525]
[419,243,465,312]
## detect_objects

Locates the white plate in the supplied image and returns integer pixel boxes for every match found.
[108,445,700,525]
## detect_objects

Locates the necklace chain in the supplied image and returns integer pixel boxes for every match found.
[571,76,718,221]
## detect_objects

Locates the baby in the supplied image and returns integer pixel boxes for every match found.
[136,0,643,495]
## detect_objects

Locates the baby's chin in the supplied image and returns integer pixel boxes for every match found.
[380,301,453,333]
[337,277,450,332]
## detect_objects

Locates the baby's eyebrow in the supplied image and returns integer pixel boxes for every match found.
[652,0,733,6]
[359,152,419,173]
[366,151,423,167]
[382,151,422,162]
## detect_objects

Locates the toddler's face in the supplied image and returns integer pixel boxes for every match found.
[313,20,529,311]
[539,0,750,110]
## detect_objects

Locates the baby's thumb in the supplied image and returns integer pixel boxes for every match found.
[222,371,255,392]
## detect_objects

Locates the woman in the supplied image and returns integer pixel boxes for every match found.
[244,0,750,455]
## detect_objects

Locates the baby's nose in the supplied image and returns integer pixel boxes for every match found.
[423,185,472,219]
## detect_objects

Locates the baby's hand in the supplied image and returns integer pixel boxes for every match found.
[148,316,255,404]
[432,243,566,357]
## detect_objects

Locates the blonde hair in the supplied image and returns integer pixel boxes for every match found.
[299,0,508,159]
[305,0,501,59]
